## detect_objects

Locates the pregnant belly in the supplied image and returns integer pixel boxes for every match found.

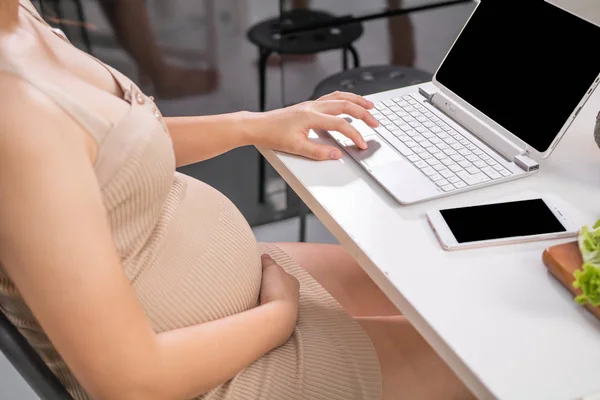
[130,176,262,333]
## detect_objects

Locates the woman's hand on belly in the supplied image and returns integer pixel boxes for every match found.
[259,254,300,346]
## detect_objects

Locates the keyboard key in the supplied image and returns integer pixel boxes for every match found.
[444,149,457,156]
[466,166,480,174]
[407,155,420,163]
[493,164,505,171]
[390,105,401,112]
[383,100,395,107]
[405,140,418,148]
[467,145,477,151]
[430,127,443,133]
[437,143,450,151]
[409,122,421,129]
[430,174,444,182]
[375,126,390,135]
[420,153,432,160]
[416,116,428,122]
[457,171,491,186]
[458,160,472,168]
[500,169,512,177]
[433,164,446,171]
[460,139,470,146]
[440,170,455,179]
[473,149,484,156]
[414,147,426,154]
[448,176,461,184]
[450,154,464,162]
[466,155,479,162]
[388,114,400,121]
[414,135,426,143]
[406,129,419,137]
[427,158,440,167]
[421,167,436,176]
[444,137,456,145]
[454,181,467,189]
[414,161,428,169]
[449,164,462,173]
[486,158,497,166]
[442,184,455,192]
[481,167,502,180]
[374,102,386,110]
[424,122,435,128]
[480,154,491,161]
[391,97,402,102]
[381,120,394,127]
[459,149,471,156]
[473,161,487,168]
[436,179,449,187]
[382,109,393,115]
[386,137,414,157]
[441,158,454,166]
[430,138,443,145]
[434,152,447,160]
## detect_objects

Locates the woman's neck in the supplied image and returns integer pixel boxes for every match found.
[0,0,19,32]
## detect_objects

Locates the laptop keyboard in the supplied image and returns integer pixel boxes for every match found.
[370,94,513,192]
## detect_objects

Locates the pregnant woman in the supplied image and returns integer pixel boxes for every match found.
[0,1,473,399]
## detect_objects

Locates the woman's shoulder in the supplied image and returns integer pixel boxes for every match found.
[0,72,91,157]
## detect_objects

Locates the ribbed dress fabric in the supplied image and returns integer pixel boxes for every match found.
[0,2,382,399]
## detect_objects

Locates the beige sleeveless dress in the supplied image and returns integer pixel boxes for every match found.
[0,3,381,399]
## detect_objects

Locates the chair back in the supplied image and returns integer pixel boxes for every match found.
[0,312,73,399]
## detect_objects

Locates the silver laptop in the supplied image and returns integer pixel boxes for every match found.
[329,1,600,205]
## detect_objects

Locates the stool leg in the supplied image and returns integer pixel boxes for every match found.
[258,48,270,112]
[258,48,271,204]
[299,203,308,242]
[348,45,361,68]
[342,47,349,71]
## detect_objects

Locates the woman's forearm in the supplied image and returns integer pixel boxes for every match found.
[165,112,260,167]
[144,301,294,400]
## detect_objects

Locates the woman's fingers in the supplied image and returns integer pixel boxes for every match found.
[313,100,379,128]
[293,139,343,161]
[309,113,367,150]
[317,91,374,110]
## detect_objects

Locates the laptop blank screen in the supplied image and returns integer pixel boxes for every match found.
[435,1,600,153]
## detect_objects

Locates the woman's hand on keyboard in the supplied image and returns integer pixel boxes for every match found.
[252,91,379,161]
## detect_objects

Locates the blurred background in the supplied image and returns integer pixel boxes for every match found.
[30,0,477,242]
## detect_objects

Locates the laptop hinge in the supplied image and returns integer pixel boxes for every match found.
[424,90,527,163]
[514,153,539,172]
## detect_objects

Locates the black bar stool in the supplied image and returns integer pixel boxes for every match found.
[247,9,364,205]
[311,65,432,99]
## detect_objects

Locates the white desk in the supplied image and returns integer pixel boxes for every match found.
[259,82,600,400]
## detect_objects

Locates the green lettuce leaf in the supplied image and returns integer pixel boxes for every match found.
[574,220,600,307]
[573,263,600,307]
[578,221,600,265]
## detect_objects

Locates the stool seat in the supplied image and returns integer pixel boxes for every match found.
[247,9,363,55]
[312,65,432,99]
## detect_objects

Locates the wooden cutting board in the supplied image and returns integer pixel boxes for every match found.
[543,242,600,320]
